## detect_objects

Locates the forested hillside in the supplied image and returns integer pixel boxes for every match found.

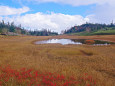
[64,23,115,35]
[0,20,58,36]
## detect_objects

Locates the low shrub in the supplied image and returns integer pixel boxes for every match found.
[85,40,95,45]
[0,65,96,86]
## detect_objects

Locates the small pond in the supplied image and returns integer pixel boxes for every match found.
[35,39,115,45]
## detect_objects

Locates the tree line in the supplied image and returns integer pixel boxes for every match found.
[0,20,58,36]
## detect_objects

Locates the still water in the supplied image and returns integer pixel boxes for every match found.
[35,39,115,45]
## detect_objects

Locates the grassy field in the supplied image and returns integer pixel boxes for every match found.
[0,35,115,86]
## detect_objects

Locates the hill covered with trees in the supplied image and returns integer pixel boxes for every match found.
[0,20,58,36]
[63,23,115,35]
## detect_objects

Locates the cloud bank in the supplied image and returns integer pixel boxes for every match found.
[2,12,89,33]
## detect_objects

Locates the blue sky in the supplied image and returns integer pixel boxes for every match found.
[0,0,95,16]
[0,0,115,33]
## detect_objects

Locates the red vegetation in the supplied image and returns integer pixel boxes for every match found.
[0,65,96,86]
[85,40,95,44]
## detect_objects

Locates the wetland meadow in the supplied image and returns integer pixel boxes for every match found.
[0,35,115,86]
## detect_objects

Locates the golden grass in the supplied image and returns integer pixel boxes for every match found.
[0,35,115,86]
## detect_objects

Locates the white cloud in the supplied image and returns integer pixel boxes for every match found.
[0,6,29,16]
[21,0,115,24]
[1,12,89,33]
[87,3,115,24]
[10,0,115,25]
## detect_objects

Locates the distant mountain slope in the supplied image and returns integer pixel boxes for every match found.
[63,23,115,35]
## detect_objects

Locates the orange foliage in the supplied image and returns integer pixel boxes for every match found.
[85,40,95,44]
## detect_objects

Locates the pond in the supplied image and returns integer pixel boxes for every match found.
[35,39,115,45]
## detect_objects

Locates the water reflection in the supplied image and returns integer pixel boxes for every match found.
[36,39,82,45]
[35,39,115,45]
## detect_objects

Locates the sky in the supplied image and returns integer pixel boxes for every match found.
[0,0,115,33]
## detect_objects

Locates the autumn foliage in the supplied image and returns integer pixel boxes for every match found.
[0,65,96,86]
[85,40,95,44]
